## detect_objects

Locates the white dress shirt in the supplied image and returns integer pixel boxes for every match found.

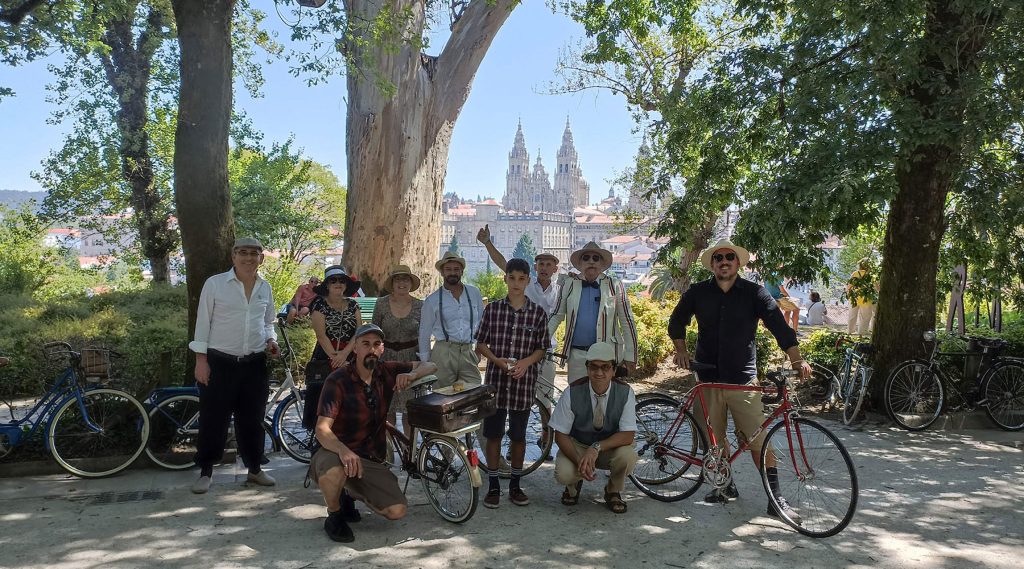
[526,275,562,350]
[548,383,638,435]
[188,269,277,357]
[418,283,484,361]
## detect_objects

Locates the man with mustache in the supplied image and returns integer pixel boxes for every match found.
[668,238,811,522]
[418,251,485,389]
[309,323,438,543]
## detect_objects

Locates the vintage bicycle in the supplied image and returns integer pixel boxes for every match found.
[884,330,1024,431]
[143,312,315,469]
[0,342,149,478]
[631,364,858,538]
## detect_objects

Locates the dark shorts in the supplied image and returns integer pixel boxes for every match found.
[482,408,531,442]
[309,449,407,510]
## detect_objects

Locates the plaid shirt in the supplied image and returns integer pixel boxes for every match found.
[318,361,413,460]
[476,297,550,411]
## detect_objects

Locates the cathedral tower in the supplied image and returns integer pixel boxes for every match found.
[554,117,590,209]
[504,120,530,211]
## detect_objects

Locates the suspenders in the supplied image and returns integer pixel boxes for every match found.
[438,286,474,343]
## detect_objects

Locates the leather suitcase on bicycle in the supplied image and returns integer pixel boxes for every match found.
[406,385,496,433]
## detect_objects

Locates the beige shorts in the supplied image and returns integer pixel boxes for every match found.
[430,341,482,389]
[776,297,799,312]
[693,385,770,453]
[309,448,407,510]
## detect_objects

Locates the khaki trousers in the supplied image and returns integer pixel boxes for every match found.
[554,439,639,493]
[430,340,482,389]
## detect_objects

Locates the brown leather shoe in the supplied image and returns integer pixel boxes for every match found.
[509,487,530,506]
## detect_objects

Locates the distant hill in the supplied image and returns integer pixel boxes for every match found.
[0,190,46,210]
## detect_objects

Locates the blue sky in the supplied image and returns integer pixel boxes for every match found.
[0,2,639,204]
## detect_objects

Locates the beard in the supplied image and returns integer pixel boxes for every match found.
[444,274,461,286]
[362,354,379,370]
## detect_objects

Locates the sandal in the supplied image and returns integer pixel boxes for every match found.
[604,488,627,514]
[561,480,583,506]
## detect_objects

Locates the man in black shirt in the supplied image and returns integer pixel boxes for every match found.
[668,238,811,521]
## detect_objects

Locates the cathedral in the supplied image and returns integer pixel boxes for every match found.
[502,119,591,214]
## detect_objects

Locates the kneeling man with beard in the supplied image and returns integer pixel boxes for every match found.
[309,323,438,542]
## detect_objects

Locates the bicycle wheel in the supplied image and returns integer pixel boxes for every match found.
[982,362,1024,431]
[499,398,552,478]
[760,417,858,538]
[48,388,150,478]
[273,394,316,463]
[145,394,200,470]
[418,436,478,523]
[884,361,943,431]
[629,395,706,502]
[842,365,870,425]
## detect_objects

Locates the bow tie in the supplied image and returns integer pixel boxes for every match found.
[581,280,600,289]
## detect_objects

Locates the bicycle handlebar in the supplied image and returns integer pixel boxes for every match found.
[762,369,799,405]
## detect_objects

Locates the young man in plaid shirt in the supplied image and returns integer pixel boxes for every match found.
[475,258,551,508]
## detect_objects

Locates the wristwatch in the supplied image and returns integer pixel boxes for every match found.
[590,441,602,453]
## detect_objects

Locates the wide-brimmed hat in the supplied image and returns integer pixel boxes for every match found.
[233,237,263,251]
[534,252,559,264]
[570,241,613,271]
[585,342,617,364]
[434,251,467,272]
[384,264,421,293]
[699,238,751,271]
[352,323,385,342]
[314,265,361,296]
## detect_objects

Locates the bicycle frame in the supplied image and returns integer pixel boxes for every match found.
[386,421,484,489]
[1,367,93,448]
[656,376,813,482]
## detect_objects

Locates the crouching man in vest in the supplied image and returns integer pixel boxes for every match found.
[549,342,639,514]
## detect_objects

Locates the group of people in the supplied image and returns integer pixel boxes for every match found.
[187,233,812,543]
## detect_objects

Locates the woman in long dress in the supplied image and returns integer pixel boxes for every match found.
[374,265,423,439]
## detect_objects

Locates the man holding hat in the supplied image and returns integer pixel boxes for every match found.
[310,323,438,542]
[418,251,485,389]
[549,342,638,514]
[668,238,811,520]
[189,237,280,494]
[548,241,638,381]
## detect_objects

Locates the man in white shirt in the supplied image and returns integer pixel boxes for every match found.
[188,237,280,494]
[418,251,485,389]
[549,342,638,514]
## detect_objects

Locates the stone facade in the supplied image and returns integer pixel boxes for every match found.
[503,119,589,214]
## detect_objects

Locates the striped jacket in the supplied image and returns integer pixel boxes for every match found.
[547,274,638,364]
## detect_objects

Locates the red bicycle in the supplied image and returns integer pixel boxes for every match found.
[631,365,858,538]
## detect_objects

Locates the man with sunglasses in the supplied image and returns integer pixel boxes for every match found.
[310,323,438,543]
[668,238,812,522]
[548,241,638,381]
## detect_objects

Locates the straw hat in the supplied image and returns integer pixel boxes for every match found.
[383,264,421,293]
[569,241,613,271]
[313,265,361,297]
[699,238,751,270]
[434,251,467,272]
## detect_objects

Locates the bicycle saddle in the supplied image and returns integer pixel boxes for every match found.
[405,374,439,391]
[969,337,1007,349]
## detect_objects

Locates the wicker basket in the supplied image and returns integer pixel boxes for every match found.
[81,349,113,379]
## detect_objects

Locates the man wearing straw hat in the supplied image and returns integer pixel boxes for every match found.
[418,251,485,389]
[548,241,638,382]
[668,238,811,521]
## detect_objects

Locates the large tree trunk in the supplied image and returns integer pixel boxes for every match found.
[869,0,994,401]
[102,5,177,283]
[674,214,717,292]
[171,0,236,344]
[342,0,516,294]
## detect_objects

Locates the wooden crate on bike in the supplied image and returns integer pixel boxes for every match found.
[80,349,112,381]
[406,385,496,433]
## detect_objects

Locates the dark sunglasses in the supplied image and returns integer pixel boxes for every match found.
[580,254,601,262]
[712,252,737,262]
[326,276,346,284]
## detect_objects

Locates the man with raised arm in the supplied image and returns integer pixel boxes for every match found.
[668,238,811,522]
[418,251,485,390]
[188,237,280,495]
[309,323,437,543]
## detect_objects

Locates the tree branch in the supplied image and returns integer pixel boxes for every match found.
[0,0,46,25]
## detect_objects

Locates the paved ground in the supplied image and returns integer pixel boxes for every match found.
[0,420,1021,569]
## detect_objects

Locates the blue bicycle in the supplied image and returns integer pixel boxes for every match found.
[0,342,150,478]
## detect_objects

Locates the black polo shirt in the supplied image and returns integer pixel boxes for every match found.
[668,277,797,384]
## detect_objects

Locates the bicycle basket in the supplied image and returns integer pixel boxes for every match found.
[80,349,113,382]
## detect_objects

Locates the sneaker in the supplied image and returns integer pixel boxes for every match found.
[483,488,501,509]
[509,487,530,506]
[341,492,361,523]
[246,470,277,487]
[767,497,802,525]
[191,475,212,494]
[324,510,354,543]
[703,481,739,503]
